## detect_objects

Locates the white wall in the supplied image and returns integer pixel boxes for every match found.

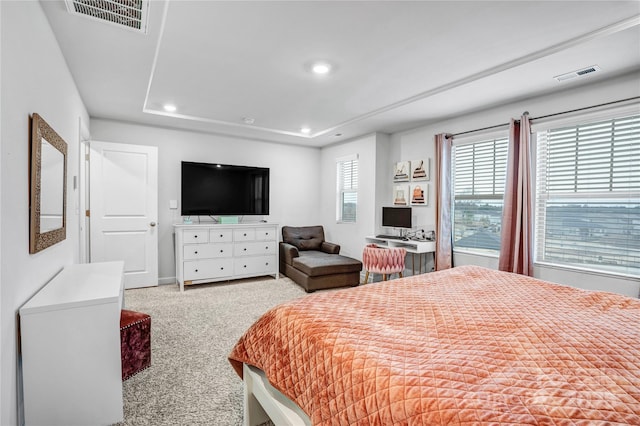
[1,2,89,424]
[320,133,386,259]
[388,128,438,234]
[390,71,640,297]
[90,119,322,284]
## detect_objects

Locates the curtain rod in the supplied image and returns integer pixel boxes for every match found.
[449,96,639,138]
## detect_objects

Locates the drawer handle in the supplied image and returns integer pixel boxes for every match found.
[265,262,269,266]
[194,235,198,238]
[243,248,247,251]
[220,234,223,238]
[243,265,247,268]
[195,269,198,272]
[194,251,198,254]
[220,267,224,270]
[220,249,224,253]
[265,246,268,250]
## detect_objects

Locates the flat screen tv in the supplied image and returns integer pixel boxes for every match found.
[382,206,412,229]
[181,161,269,216]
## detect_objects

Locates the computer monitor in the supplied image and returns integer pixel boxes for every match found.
[382,206,412,229]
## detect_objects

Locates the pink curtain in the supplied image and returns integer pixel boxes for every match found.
[435,133,453,270]
[499,114,533,276]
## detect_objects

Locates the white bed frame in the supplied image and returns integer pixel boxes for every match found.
[243,364,311,426]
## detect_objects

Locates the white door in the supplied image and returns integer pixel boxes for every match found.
[90,141,158,289]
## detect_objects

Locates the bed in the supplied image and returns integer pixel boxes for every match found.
[229,265,640,425]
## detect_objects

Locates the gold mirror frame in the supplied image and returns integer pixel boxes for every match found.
[29,113,67,253]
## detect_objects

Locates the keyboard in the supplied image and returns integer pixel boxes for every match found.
[375,234,405,240]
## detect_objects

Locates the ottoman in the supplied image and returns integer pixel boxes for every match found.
[120,309,151,381]
[289,252,362,292]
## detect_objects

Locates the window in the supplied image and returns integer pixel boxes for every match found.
[337,155,358,223]
[453,137,508,253]
[535,114,640,276]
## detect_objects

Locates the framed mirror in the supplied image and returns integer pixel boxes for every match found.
[29,113,67,253]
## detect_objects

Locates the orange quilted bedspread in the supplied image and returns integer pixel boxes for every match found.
[229,266,640,424]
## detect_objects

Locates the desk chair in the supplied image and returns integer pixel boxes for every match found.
[362,244,407,283]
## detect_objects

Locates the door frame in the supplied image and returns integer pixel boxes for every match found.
[78,117,90,263]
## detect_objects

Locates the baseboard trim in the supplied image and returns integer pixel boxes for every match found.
[158,276,176,286]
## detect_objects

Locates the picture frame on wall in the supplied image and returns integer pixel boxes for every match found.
[393,161,410,182]
[411,158,430,181]
[410,184,428,206]
[393,185,409,206]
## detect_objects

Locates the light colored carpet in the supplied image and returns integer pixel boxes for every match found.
[114,276,307,426]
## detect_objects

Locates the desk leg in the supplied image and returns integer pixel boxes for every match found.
[412,253,416,276]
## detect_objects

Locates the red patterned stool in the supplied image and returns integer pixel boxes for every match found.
[120,309,151,381]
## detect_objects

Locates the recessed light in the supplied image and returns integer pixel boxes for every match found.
[300,127,311,134]
[311,62,331,75]
[163,104,177,112]
[243,117,255,125]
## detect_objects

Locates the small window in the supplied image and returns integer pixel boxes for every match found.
[453,137,509,253]
[337,155,358,223]
[535,114,640,276]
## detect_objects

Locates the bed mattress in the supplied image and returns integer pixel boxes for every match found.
[229,265,640,424]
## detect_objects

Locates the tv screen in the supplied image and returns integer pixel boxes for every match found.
[382,206,412,229]
[181,162,269,216]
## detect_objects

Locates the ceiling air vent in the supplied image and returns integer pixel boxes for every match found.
[554,65,601,82]
[65,0,150,34]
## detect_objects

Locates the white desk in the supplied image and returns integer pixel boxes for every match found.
[365,236,436,275]
[20,261,125,426]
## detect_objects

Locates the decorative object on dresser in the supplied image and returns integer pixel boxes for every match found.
[19,261,125,426]
[279,225,362,292]
[29,113,67,253]
[174,223,278,291]
[120,309,151,381]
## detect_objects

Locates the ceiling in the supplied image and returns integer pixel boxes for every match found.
[41,1,640,147]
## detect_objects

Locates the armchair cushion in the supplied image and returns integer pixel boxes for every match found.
[293,253,362,277]
[282,225,325,251]
[321,241,340,254]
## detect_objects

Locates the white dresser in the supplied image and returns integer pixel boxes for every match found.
[174,223,278,291]
[20,261,125,426]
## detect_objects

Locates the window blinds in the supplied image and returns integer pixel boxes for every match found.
[337,158,358,222]
[453,138,508,252]
[535,114,640,276]
[454,138,508,199]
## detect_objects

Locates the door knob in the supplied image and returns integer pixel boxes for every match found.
[150,222,157,227]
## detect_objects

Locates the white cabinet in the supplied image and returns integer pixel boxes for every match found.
[19,261,125,426]
[174,223,278,291]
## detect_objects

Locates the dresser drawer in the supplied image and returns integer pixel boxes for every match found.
[183,259,233,281]
[234,228,256,242]
[254,226,277,241]
[209,229,233,243]
[183,230,209,244]
[234,241,276,257]
[183,243,233,260]
[234,255,276,276]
